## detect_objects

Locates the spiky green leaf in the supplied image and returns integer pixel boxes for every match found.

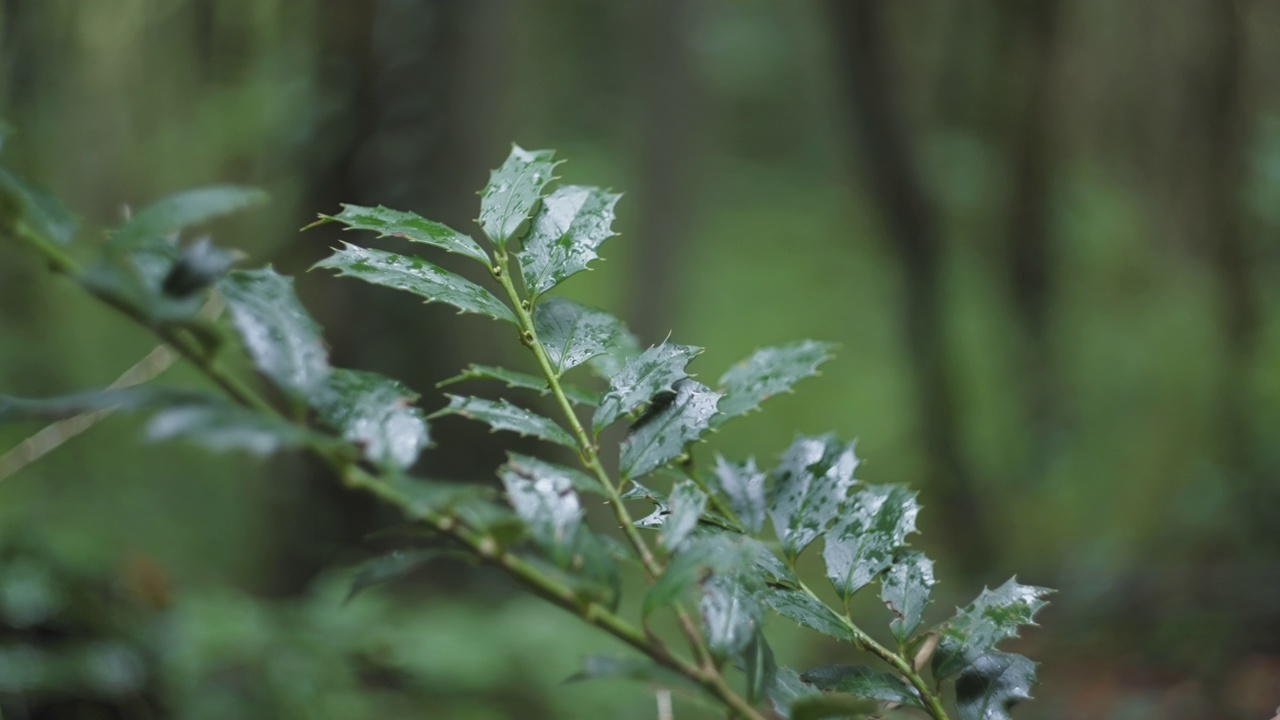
[440,364,598,406]
[713,340,835,425]
[767,434,859,559]
[312,369,429,470]
[761,586,855,642]
[515,185,620,295]
[932,579,1052,680]
[432,395,575,448]
[506,453,601,497]
[314,243,515,323]
[823,484,919,600]
[218,267,331,398]
[479,145,557,247]
[701,574,761,661]
[798,665,923,709]
[767,666,819,720]
[593,343,701,432]
[954,651,1037,720]
[645,535,752,617]
[743,630,778,705]
[881,550,936,644]
[312,204,489,264]
[111,186,266,250]
[500,457,583,554]
[533,297,630,375]
[661,480,708,552]
[710,455,768,533]
[619,380,719,479]
[586,325,642,380]
[0,168,79,245]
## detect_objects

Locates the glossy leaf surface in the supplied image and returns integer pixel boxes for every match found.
[660,480,708,552]
[932,578,1052,680]
[762,586,854,642]
[500,457,583,552]
[619,380,719,479]
[710,455,767,533]
[145,402,323,456]
[644,535,752,617]
[313,204,488,264]
[700,574,760,660]
[432,395,575,448]
[314,244,515,323]
[714,340,835,425]
[516,184,620,295]
[767,434,859,559]
[881,550,936,644]
[440,364,597,406]
[586,324,641,380]
[219,267,331,398]
[506,453,600,497]
[954,651,1037,720]
[533,297,630,375]
[313,369,429,470]
[479,145,557,247]
[593,342,701,432]
[798,665,923,709]
[823,484,919,599]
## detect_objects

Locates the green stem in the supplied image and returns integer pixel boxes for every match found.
[796,581,949,720]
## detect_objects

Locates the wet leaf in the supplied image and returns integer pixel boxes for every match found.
[479,145,557,247]
[516,185,620,295]
[954,651,1037,720]
[311,204,489,264]
[593,343,701,432]
[507,453,601,496]
[145,401,324,456]
[314,243,515,324]
[432,395,575,448]
[110,186,266,251]
[440,364,598,406]
[767,434,859,559]
[761,586,855,642]
[661,480,708,552]
[767,666,819,720]
[701,574,761,661]
[798,665,923,709]
[0,168,79,245]
[586,324,642,380]
[619,379,719,479]
[932,578,1052,680]
[713,340,835,425]
[743,630,777,705]
[881,550,936,644]
[533,297,630,375]
[823,484,919,600]
[710,455,768,533]
[499,457,583,555]
[218,267,331,398]
[644,535,752,617]
[312,369,429,470]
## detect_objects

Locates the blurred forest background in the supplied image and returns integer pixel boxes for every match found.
[1,1,1278,718]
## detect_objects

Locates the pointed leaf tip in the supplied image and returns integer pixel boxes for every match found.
[714,340,836,426]
[317,204,489,265]
[480,145,557,247]
[516,184,621,295]
[767,434,858,558]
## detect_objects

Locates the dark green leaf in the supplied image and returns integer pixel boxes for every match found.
[592,343,701,432]
[479,145,557,247]
[798,665,923,709]
[661,480,708,552]
[0,386,212,424]
[515,185,620,295]
[767,666,819,720]
[312,204,489,264]
[713,340,835,425]
[218,267,331,398]
[762,586,855,642]
[644,535,752,617]
[453,501,526,544]
[619,380,719,479]
[743,630,777,705]
[823,484,919,600]
[564,655,702,696]
[145,401,324,456]
[0,168,79,245]
[313,369,429,470]
[440,364,598,406]
[162,238,238,297]
[533,297,630,375]
[499,457,583,553]
[507,453,601,496]
[346,549,463,603]
[314,243,515,323]
[767,434,859,559]
[710,455,768,533]
[432,395,575,448]
[111,186,266,250]
[881,550,936,644]
[379,474,496,520]
[701,574,761,661]
[954,651,1037,720]
[786,694,878,720]
[586,325,641,380]
[932,578,1052,680]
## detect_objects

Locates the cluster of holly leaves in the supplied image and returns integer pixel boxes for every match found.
[0,141,1050,720]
